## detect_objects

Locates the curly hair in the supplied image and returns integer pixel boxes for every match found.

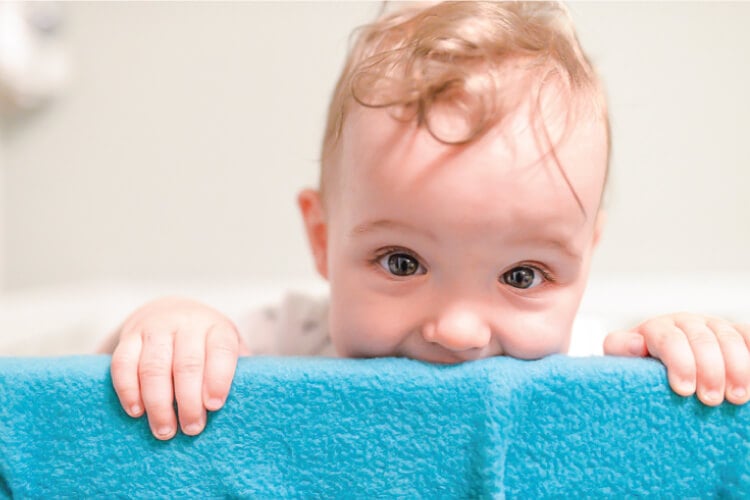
[320,1,609,210]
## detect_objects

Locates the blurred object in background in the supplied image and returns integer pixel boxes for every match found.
[0,1,69,113]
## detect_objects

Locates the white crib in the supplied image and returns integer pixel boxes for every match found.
[1,274,748,356]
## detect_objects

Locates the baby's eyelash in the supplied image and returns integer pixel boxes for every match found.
[522,263,557,283]
[500,262,557,283]
[370,246,420,264]
[368,251,557,284]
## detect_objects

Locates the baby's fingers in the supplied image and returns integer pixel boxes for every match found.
[602,330,648,357]
[676,318,725,406]
[708,320,750,405]
[737,324,750,350]
[111,334,144,418]
[139,329,177,440]
[639,319,697,397]
[173,327,208,436]
[203,323,241,411]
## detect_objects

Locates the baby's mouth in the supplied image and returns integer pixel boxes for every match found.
[410,346,490,364]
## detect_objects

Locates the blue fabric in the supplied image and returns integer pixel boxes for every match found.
[0,355,748,498]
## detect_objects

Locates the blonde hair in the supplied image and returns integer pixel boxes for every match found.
[320,1,609,208]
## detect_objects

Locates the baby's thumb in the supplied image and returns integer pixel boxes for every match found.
[603,330,649,357]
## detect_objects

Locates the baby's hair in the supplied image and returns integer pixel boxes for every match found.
[320,1,610,212]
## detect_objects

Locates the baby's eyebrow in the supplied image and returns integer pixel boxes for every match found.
[525,237,582,262]
[351,219,582,260]
[349,219,438,241]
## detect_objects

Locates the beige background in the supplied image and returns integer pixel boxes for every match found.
[1,1,748,292]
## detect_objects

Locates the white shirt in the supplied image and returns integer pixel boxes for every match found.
[236,292,606,358]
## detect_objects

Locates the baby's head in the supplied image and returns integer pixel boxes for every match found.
[299,1,609,362]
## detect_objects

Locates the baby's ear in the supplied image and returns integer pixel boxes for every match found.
[592,210,607,249]
[297,189,328,279]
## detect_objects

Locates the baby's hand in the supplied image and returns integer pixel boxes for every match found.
[604,313,750,406]
[110,297,250,440]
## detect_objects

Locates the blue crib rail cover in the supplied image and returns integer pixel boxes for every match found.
[0,355,748,498]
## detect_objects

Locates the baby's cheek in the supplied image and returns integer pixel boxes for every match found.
[499,314,573,359]
[327,300,407,358]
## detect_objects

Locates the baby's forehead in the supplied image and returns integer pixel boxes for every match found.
[343,83,606,168]
[338,96,608,218]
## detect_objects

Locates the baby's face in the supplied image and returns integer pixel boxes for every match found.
[301,91,608,363]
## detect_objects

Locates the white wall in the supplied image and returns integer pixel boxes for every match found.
[0,122,5,290]
[2,2,749,291]
[2,2,381,290]
[570,2,750,276]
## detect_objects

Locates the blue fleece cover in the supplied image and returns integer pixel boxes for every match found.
[0,355,748,498]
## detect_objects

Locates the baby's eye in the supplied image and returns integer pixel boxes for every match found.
[501,266,544,289]
[378,252,426,277]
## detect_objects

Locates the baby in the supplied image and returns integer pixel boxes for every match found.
[101,1,750,440]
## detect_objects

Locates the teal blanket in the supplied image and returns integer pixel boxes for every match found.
[0,355,748,497]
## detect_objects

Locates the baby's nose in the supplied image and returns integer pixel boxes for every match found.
[422,309,492,352]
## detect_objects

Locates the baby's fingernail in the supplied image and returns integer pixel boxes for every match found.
[207,398,223,410]
[130,404,142,416]
[702,390,721,404]
[628,337,644,355]
[156,426,174,438]
[182,421,203,436]
[675,378,695,395]
[730,386,747,399]
[183,421,204,436]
